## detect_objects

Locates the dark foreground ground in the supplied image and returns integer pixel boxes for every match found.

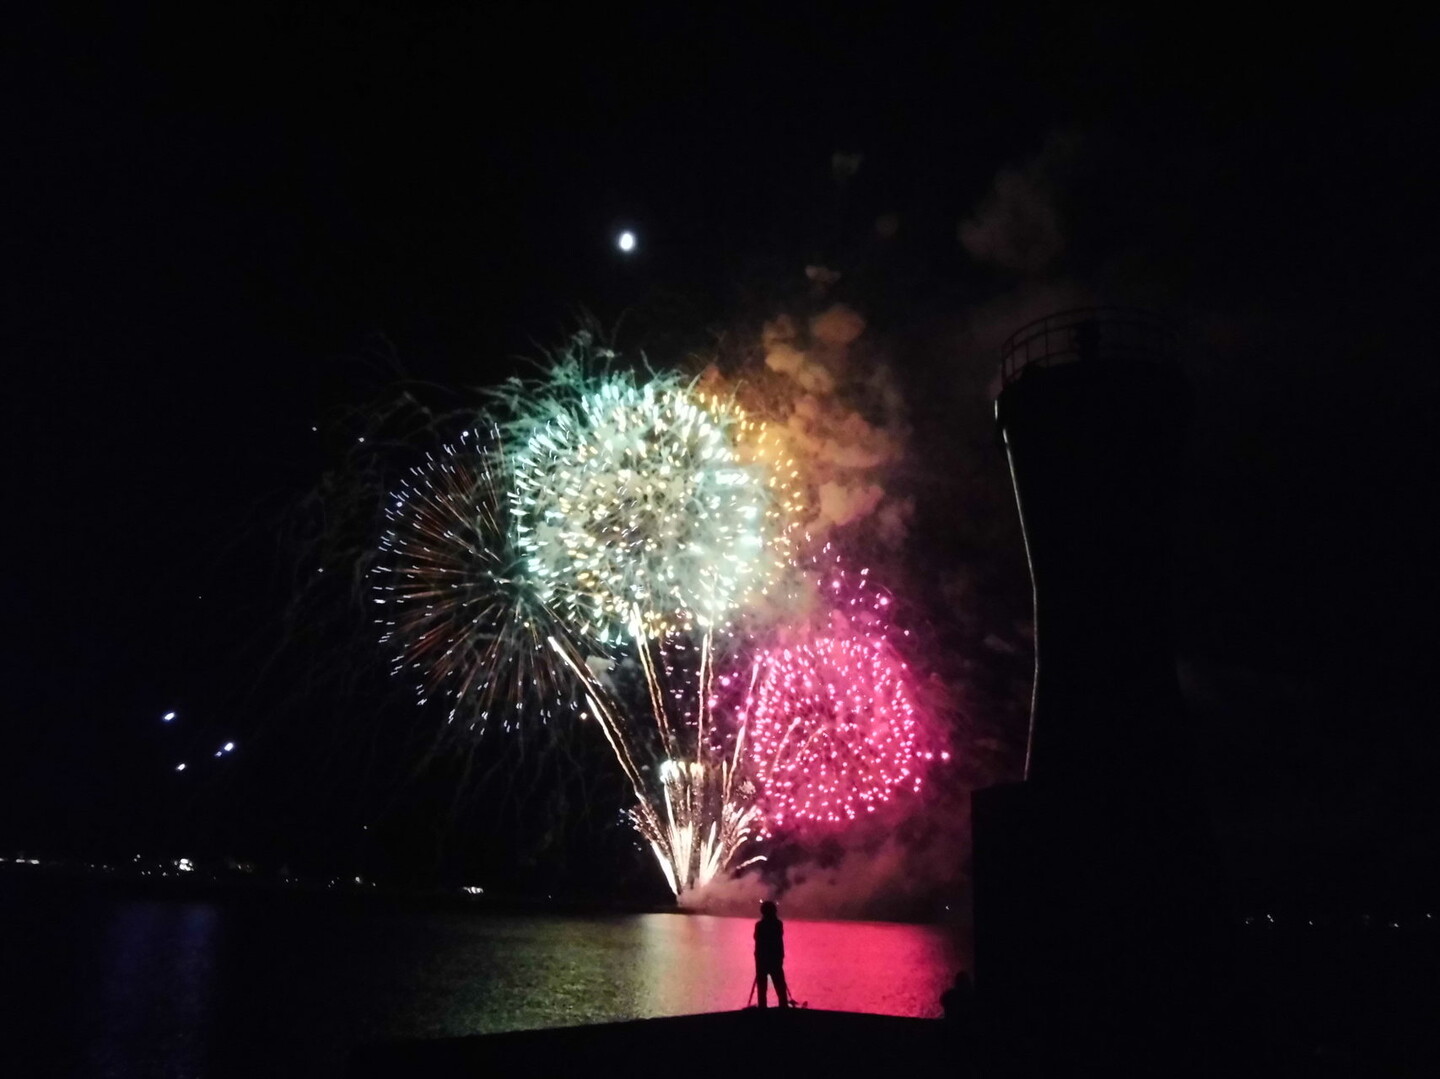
[347,1009,950,1079]
[348,1001,1440,1078]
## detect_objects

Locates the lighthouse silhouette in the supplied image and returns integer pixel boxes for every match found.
[972,309,1220,1074]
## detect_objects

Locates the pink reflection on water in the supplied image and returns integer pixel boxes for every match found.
[636,914,962,1018]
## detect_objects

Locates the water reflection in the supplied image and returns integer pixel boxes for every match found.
[636,915,961,1018]
[6,889,960,1078]
[423,913,960,1029]
[90,901,219,1077]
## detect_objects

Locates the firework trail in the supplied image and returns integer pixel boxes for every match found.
[556,630,765,897]
[495,359,800,895]
[377,344,805,897]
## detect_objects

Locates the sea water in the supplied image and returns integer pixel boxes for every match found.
[2,884,963,1077]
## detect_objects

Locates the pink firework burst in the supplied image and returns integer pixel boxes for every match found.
[743,633,929,835]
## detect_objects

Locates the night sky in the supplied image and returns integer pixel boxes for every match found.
[4,8,1436,906]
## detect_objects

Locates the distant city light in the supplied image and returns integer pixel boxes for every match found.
[163,712,176,722]
[617,230,636,252]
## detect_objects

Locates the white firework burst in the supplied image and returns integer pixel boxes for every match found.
[506,367,793,643]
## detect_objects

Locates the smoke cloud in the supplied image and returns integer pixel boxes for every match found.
[715,302,912,551]
[958,130,1080,274]
[682,814,970,923]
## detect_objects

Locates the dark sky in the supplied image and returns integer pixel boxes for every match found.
[3,7,1436,903]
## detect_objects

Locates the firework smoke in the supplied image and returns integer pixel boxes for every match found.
[706,303,912,552]
[958,130,1080,274]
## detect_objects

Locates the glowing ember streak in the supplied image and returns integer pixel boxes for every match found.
[546,631,765,897]
[630,756,763,896]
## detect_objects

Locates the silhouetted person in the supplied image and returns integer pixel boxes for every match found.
[753,900,789,1009]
